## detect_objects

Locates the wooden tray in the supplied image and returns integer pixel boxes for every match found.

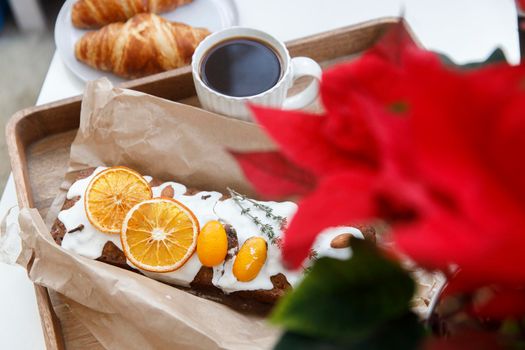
[6,18,403,350]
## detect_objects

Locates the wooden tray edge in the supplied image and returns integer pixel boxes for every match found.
[6,112,67,350]
[6,94,83,207]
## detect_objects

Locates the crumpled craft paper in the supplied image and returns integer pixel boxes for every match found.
[15,78,281,350]
[0,207,21,265]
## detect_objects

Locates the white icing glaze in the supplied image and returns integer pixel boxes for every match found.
[59,166,365,293]
[142,254,202,287]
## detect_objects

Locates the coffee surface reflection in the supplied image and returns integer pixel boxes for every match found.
[200,37,282,97]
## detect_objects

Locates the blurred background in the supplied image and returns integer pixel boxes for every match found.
[0,0,63,188]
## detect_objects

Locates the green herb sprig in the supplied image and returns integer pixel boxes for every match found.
[227,188,318,262]
[227,187,285,244]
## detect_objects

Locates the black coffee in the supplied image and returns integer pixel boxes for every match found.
[201,37,282,97]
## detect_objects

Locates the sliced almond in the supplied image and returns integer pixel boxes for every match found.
[330,233,352,249]
[161,185,175,198]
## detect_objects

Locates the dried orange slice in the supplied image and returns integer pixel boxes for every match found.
[121,198,200,272]
[84,166,152,234]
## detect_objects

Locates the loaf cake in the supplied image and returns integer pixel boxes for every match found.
[51,167,375,314]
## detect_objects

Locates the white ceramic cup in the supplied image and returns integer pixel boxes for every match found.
[191,27,322,121]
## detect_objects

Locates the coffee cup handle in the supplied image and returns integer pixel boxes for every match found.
[282,57,322,110]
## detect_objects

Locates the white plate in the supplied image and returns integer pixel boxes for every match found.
[55,0,239,84]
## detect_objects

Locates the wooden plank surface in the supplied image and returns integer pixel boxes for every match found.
[6,18,401,350]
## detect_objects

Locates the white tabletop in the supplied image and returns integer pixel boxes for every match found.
[0,0,519,349]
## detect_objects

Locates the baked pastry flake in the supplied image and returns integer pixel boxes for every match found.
[75,13,210,79]
[72,0,194,29]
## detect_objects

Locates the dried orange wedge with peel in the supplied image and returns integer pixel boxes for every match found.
[85,166,152,234]
[121,198,199,272]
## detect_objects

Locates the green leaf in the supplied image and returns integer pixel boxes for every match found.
[349,312,426,350]
[438,48,508,69]
[274,313,424,350]
[483,48,507,65]
[274,332,346,350]
[271,239,422,347]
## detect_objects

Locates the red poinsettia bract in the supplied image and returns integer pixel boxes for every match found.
[232,23,525,310]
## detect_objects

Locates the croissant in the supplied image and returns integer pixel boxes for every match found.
[75,13,210,79]
[72,0,193,29]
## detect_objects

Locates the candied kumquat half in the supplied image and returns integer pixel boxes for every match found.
[84,166,152,234]
[233,237,268,282]
[121,198,199,272]
[197,220,228,267]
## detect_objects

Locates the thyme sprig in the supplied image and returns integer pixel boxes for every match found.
[227,188,288,229]
[227,188,318,265]
[227,187,285,244]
